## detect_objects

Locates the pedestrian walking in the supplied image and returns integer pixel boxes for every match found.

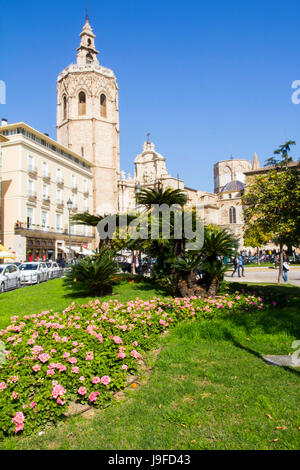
[282,261,289,282]
[231,256,238,277]
[282,252,290,282]
[238,255,245,277]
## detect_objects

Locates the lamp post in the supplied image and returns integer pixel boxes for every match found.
[67,198,73,263]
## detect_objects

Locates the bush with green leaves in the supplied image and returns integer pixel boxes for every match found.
[63,250,118,296]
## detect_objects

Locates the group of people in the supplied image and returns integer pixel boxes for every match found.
[230,252,290,282]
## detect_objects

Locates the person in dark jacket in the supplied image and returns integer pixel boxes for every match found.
[231,257,238,277]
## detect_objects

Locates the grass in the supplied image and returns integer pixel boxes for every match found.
[0,278,167,330]
[0,280,299,450]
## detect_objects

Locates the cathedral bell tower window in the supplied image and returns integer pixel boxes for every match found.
[86,53,93,64]
[100,94,107,118]
[229,206,236,224]
[78,91,86,115]
[63,95,67,121]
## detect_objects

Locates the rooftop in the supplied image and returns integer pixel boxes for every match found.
[0,122,93,172]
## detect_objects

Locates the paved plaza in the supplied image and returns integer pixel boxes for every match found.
[225,266,300,287]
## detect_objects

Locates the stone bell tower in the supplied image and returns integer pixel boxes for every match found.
[56,14,120,214]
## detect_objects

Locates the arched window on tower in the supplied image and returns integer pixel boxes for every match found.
[78,91,86,116]
[229,206,236,224]
[100,93,107,118]
[86,53,93,64]
[63,95,67,121]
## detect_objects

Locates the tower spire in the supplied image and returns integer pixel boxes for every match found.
[85,3,89,22]
[252,152,260,170]
[76,14,99,66]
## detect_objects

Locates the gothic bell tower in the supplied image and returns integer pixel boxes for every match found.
[56,14,120,215]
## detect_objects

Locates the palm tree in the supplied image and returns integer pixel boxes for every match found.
[136,187,188,210]
[202,227,238,261]
[63,248,118,296]
[72,212,137,249]
[200,228,238,296]
[201,260,229,296]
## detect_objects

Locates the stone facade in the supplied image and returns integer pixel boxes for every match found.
[0,16,265,254]
[57,17,120,216]
[119,140,260,248]
[0,122,94,261]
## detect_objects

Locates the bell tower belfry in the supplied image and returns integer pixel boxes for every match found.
[56,15,120,215]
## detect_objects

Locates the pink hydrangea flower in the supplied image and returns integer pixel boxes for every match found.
[38,353,50,363]
[100,376,111,386]
[78,386,87,396]
[131,350,142,359]
[52,384,66,399]
[32,364,41,372]
[71,367,80,374]
[92,376,101,384]
[89,391,100,402]
[12,412,25,433]
[0,382,7,391]
[113,336,122,344]
[122,364,128,370]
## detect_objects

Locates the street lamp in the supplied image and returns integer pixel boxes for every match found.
[67,198,73,263]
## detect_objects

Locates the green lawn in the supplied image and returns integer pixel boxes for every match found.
[0,280,299,450]
[0,278,167,330]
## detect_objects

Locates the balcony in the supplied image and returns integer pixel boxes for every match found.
[56,201,64,210]
[42,173,51,184]
[71,185,78,193]
[83,190,89,197]
[27,191,37,203]
[71,205,78,213]
[42,196,50,206]
[28,166,38,178]
[57,178,64,188]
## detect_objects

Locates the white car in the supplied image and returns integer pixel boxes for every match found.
[46,262,60,279]
[19,262,48,285]
[0,264,21,292]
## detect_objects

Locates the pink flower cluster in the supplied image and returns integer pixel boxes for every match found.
[12,412,25,433]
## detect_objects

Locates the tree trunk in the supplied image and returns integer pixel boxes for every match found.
[277,244,283,284]
[207,277,219,297]
[131,250,136,275]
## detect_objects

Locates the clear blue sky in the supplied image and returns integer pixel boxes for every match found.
[1,0,300,192]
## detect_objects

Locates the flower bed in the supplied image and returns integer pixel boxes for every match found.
[0,292,265,437]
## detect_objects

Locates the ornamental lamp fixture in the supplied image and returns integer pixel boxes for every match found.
[67,198,73,212]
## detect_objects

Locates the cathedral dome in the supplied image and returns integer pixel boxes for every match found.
[221,180,245,192]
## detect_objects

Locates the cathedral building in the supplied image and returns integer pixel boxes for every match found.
[0,16,264,258]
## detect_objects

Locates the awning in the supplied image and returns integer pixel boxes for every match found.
[0,244,17,259]
[71,246,93,255]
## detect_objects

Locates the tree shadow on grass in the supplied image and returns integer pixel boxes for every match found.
[223,329,300,378]
[61,281,170,301]
[219,282,300,340]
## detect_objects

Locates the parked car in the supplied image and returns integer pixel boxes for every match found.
[46,262,61,279]
[0,264,21,292]
[19,262,48,285]
[40,262,50,280]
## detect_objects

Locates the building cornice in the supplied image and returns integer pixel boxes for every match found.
[0,122,94,170]
[57,63,116,82]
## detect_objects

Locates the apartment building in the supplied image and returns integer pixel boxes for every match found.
[0,121,94,261]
